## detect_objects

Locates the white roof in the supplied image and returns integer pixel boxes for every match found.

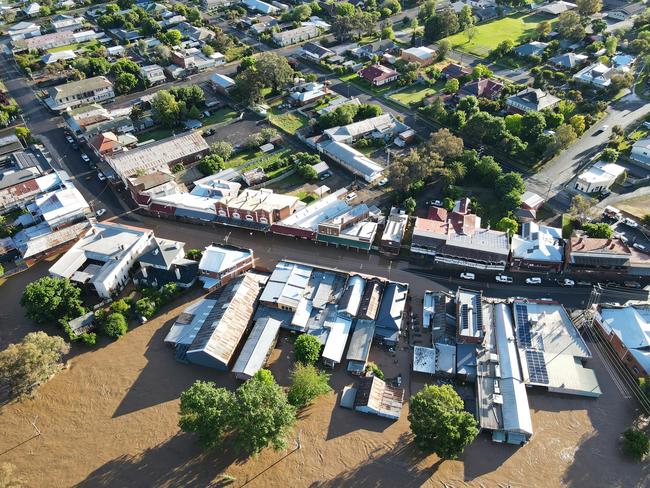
[232,317,282,377]
[320,141,384,181]
[324,114,398,142]
[154,193,221,213]
[413,346,436,373]
[402,46,435,60]
[34,186,89,226]
[494,304,533,435]
[210,73,235,88]
[198,244,252,274]
[578,161,626,185]
[600,307,650,350]
[322,313,352,364]
[511,223,563,263]
[277,188,348,230]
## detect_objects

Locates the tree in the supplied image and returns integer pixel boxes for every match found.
[179,380,235,448]
[235,69,264,105]
[425,8,459,41]
[110,299,131,316]
[505,114,523,136]
[15,127,31,144]
[404,197,417,215]
[336,2,355,16]
[444,78,459,94]
[153,44,171,63]
[425,128,464,161]
[202,44,215,57]
[294,334,321,364]
[552,124,577,152]
[498,172,525,195]
[260,128,279,143]
[21,277,85,324]
[297,163,318,181]
[287,363,332,408]
[605,36,618,56]
[136,297,158,319]
[520,111,547,143]
[556,11,585,41]
[186,249,203,261]
[0,332,70,398]
[151,90,180,128]
[101,313,128,338]
[140,16,160,36]
[458,5,474,30]
[117,0,135,8]
[471,64,493,80]
[621,428,649,462]
[110,58,140,77]
[381,25,395,40]
[408,384,478,459]
[492,39,514,58]
[355,104,383,121]
[114,72,138,95]
[569,194,598,223]
[582,222,613,238]
[591,18,608,34]
[495,217,519,236]
[211,141,233,161]
[187,7,202,24]
[601,147,620,162]
[576,0,602,16]
[319,103,359,129]
[569,114,586,135]
[198,154,224,176]
[161,29,182,46]
[0,462,23,488]
[437,39,451,60]
[537,20,552,39]
[255,53,294,92]
[474,156,503,185]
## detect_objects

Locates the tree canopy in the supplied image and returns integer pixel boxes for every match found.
[287,363,331,408]
[294,334,322,364]
[21,277,85,324]
[408,384,478,459]
[0,332,70,398]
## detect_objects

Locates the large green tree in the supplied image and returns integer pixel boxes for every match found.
[288,364,332,408]
[21,277,85,324]
[179,380,235,448]
[0,332,70,398]
[151,90,181,128]
[254,53,294,93]
[408,384,478,459]
[294,334,322,364]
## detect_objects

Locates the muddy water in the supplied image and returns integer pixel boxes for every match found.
[0,265,648,487]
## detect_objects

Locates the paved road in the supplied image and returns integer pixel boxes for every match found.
[526,91,650,211]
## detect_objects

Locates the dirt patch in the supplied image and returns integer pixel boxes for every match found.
[615,195,650,219]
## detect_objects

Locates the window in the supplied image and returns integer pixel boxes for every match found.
[245,215,254,221]
[626,353,632,362]
[632,366,640,375]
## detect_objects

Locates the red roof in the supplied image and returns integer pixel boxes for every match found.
[358,64,399,83]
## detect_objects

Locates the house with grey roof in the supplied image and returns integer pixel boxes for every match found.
[505,88,560,113]
[514,41,548,58]
[549,52,588,69]
[134,237,198,289]
[45,76,115,112]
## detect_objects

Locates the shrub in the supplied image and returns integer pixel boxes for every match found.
[294,334,321,364]
[622,428,649,461]
[80,332,97,346]
[101,312,128,338]
[287,363,331,408]
[110,298,131,316]
[186,249,203,260]
[136,297,158,319]
[365,362,384,380]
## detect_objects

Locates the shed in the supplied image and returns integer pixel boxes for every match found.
[354,375,404,420]
[68,311,95,335]
[232,317,281,380]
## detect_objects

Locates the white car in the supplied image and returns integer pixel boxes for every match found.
[525,277,542,285]
[97,172,106,181]
[378,178,388,186]
[495,275,513,283]
[96,208,106,217]
[559,278,575,287]
[65,135,75,144]
[460,272,475,280]
[633,243,647,251]
[345,192,357,202]
[81,153,90,163]
[624,218,638,228]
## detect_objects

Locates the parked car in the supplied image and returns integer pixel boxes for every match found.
[426,200,443,207]
[345,192,357,202]
[460,272,475,280]
[97,172,106,181]
[559,278,575,287]
[495,275,513,283]
[525,277,542,285]
[319,172,331,181]
[593,124,609,135]
[577,280,592,286]
[624,218,638,228]
[624,281,642,289]
[65,135,75,144]
[80,153,90,163]
[633,243,647,251]
[378,177,388,186]
[96,208,106,217]
[204,128,216,136]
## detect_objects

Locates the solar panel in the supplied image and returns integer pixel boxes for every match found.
[515,304,532,348]
[474,296,483,331]
[525,350,549,384]
[460,304,469,330]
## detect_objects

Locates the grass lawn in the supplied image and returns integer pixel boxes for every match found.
[225,148,263,168]
[268,110,309,135]
[47,39,99,54]
[136,127,174,143]
[388,81,443,106]
[225,45,248,63]
[445,13,550,57]
[202,107,238,126]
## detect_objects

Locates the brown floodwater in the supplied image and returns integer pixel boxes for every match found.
[0,262,648,488]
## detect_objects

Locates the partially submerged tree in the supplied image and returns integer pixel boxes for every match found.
[0,332,70,398]
[294,334,321,364]
[288,363,332,408]
[21,277,85,324]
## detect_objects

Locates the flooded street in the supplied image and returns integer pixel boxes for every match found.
[0,250,648,487]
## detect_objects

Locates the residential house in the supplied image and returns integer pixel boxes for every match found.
[176,21,215,42]
[400,46,436,66]
[459,78,504,100]
[379,207,409,257]
[0,133,25,161]
[358,64,399,87]
[165,272,268,369]
[272,25,320,47]
[514,41,548,58]
[318,141,385,183]
[140,64,166,85]
[248,15,279,35]
[105,132,210,183]
[506,87,560,113]
[45,76,115,112]
[23,3,41,17]
[566,236,631,271]
[288,81,329,106]
[322,113,406,144]
[596,306,650,378]
[198,243,255,289]
[410,198,511,271]
[242,0,279,14]
[26,184,90,230]
[49,222,154,298]
[608,2,646,21]
[442,62,472,79]
[7,21,41,42]
[90,131,138,156]
[301,42,335,62]
[511,222,564,272]
[202,0,233,10]
[42,50,76,64]
[574,161,625,194]
[64,104,134,141]
[631,138,650,166]
[536,0,576,15]
[51,14,85,32]
[573,63,614,88]
[134,237,198,289]
[549,52,588,69]
[210,73,236,94]
[170,47,216,73]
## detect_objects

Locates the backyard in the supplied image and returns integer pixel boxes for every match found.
[268,109,309,135]
[340,73,397,96]
[202,107,238,126]
[136,127,174,143]
[445,13,550,57]
[388,81,444,106]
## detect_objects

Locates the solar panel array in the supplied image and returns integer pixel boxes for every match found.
[474,296,483,331]
[525,350,549,384]
[515,304,532,348]
[460,304,469,330]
